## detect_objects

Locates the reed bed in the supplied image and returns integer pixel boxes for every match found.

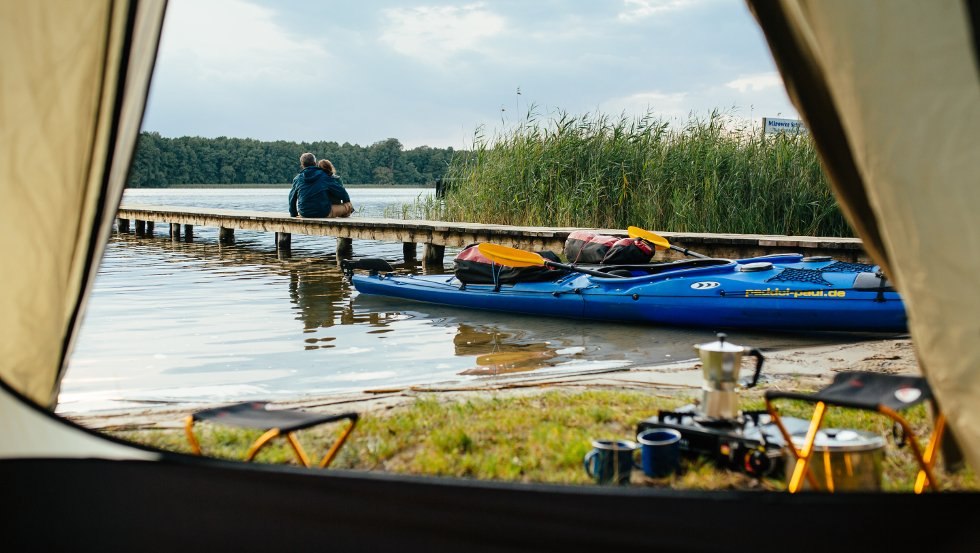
[429,109,850,236]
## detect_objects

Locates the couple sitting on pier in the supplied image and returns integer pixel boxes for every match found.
[288,152,354,218]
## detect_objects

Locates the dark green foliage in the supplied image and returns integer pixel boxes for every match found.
[127,132,460,187]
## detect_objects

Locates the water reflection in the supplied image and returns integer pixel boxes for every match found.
[453,324,561,375]
[120,230,412,339]
[286,263,402,341]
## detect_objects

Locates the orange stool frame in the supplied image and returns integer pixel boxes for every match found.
[765,371,945,494]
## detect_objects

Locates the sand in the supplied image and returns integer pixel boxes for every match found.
[68,335,918,432]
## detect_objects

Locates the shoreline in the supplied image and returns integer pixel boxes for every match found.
[67,336,917,432]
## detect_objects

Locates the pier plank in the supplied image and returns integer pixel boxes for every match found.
[116,205,868,264]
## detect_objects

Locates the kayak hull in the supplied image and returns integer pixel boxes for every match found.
[350,255,907,332]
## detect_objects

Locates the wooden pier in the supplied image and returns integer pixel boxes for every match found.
[116,205,868,264]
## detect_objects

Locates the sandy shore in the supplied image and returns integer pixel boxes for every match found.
[68,336,918,432]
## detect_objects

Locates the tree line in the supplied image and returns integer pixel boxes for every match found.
[127,132,461,187]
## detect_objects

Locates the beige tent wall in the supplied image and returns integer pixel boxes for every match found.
[0,0,165,419]
[0,383,157,459]
[748,0,980,471]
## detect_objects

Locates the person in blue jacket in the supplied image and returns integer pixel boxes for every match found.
[317,159,353,216]
[288,153,353,218]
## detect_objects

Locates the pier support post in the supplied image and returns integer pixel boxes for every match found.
[276,232,291,252]
[170,223,181,239]
[423,243,445,266]
[403,242,417,262]
[184,224,193,242]
[336,237,353,256]
[146,221,154,234]
[135,220,146,236]
[219,226,235,244]
[117,218,129,232]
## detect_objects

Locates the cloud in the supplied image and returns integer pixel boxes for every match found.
[617,0,702,21]
[599,91,690,120]
[157,0,329,83]
[142,1,797,147]
[725,72,783,93]
[380,3,506,65]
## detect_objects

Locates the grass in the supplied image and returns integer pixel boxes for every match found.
[112,389,976,492]
[413,108,849,237]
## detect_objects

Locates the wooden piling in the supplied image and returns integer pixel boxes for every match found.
[336,237,353,256]
[146,221,154,234]
[135,220,145,236]
[276,232,291,252]
[424,243,446,265]
[117,218,130,232]
[403,242,417,262]
[184,224,193,242]
[170,223,181,239]
[219,226,235,244]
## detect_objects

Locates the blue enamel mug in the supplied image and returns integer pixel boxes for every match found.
[637,428,682,478]
[583,439,638,485]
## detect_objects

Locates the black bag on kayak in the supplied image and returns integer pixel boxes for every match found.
[564,231,619,264]
[601,237,655,264]
[564,231,655,264]
[454,244,562,286]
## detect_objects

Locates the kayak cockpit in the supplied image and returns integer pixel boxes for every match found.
[584,258,733,278]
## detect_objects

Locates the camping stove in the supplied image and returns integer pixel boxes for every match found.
[636,405,809,478]
[636,333,811,478]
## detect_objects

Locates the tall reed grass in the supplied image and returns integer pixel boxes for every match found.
[428,109,850,237]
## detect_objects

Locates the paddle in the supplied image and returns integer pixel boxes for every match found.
[627,226,709,259]
[477,243,626,278]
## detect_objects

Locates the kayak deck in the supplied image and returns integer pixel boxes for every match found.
[346,254,907,332]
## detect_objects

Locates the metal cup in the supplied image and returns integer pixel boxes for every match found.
[583,440,638,485]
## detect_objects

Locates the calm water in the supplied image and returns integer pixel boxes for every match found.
[60,188,882,414]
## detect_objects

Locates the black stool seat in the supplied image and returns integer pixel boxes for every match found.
[192,401,355,433]
[185,401,359,469]
[766,371,932,411]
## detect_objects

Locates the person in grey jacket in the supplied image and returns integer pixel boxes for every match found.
[288,153,352,218]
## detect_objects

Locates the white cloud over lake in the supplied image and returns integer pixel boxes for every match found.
[618,0,705,21]
[380,3,506,65]
[725,72,783,93]
[158,0,330,83]
[142,0,798,148]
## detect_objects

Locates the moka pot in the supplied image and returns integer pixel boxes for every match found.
[693,333,764,419]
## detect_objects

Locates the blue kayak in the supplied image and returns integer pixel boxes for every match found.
[346,254,907,332]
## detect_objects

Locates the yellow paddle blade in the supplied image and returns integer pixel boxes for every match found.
[627,226,670,251]
[477,243,545,268]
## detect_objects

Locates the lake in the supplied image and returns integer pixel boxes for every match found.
[60,187,878,414]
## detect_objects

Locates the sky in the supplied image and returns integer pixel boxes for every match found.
[142,0,799,149]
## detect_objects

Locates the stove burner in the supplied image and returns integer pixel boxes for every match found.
[691,415,744,428]
[637,405,809,478]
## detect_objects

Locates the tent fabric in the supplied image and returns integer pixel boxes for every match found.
[0,1,976,549]
[1,457,978,552]
[747,0,980,472]
[0,0,166,409]
[0,379,157,460]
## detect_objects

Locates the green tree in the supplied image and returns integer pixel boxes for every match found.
[126,132,459,187]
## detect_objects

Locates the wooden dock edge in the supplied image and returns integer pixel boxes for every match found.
[116,205,868,265]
